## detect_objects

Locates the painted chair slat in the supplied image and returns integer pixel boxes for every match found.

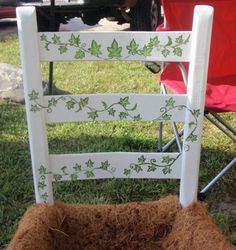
[38,31,192,62]
[40,94,187,123]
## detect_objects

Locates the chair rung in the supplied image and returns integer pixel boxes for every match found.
[41,94,187,123]
[49,152,182,181]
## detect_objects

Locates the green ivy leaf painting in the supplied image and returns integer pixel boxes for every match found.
[141,45,153,57]
[89,40,102,56]
[75,49,85,59]
[173,47,182,57]
[162,48,170,58]
[119,97,130,108]
[52,34,61,44]
[148,36,160,47]
[162,156,174,164]
[59,45,68,54]
[107,39,122,58]
[175,35,184,44]
[28,90,39,101]
[41,33,190,59]
[86,159,94,169]
[69,34,81,46]
[100,160,110,170]
[165,97,175,108]
[127,39,139,55]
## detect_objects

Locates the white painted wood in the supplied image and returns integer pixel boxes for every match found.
[38,31,192,62]
[49,152,182,180]
[180,6,213,207]
[16,7,54,204]
[41,94,187,123]
[16,6,213,207]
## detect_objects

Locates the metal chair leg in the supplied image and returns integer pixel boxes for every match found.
[205,113,236,142]
[199,157,236,200]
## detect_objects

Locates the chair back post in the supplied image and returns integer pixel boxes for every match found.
[17,7,54,204]
[180,6,213,207]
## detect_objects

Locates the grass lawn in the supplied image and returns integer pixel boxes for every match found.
[0,35,236,249]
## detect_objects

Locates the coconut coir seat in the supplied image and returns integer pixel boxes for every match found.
[8,196,232,250]
[8,5,232,249]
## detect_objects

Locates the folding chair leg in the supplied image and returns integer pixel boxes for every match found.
[158,122,163,151]
[205,112,236,142]
[199,157,236,200]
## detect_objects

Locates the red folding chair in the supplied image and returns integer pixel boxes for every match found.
[159,0,236,198]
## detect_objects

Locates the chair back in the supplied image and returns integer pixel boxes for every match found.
[17,5,213,207]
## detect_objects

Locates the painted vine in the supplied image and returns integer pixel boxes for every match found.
[40,33,190,60]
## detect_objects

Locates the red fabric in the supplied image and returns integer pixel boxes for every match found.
[160,0,236,112]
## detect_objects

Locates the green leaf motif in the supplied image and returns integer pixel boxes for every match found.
[192,109,201,118]
[108,108,116,116]
[75,49,85,59]
[134,164,143,173]
[53,174,62,182]
[175,35,184,44]
[141,45,153,57]
[165,97,175,108]
[29,90,39,101]
[119,97,130,108]
[187,134,198,142]
[127,39,139,55]
[138,155,146,164]
[162,156,174,164]
[88,111,98,121]
[66,99,76,110]
[173,47,182,57]
[40,34,47,41]
[38,165,47,175]
[163,166,172,175]
[108,39,122,58]
[85,170,95,178]
[189,121,195,128]
[86,159,94,169]
[73,164,82,172]
[119,112,128,120]
[69,34,81,46]
[100,160,110,170]
[89,40,102,56]
[147,165,157,172]
[161,113,172,120]
[70,174,78,181]
[48,97,57,107]
[41,192,49,203]
[30,105,41,113]
[123,169,131,176]
[162,48,170,58]
[38,181,46,190]
[52,34,61,44]
[59,45,68,54]
[79,97,89,108]
[149,36,160,47]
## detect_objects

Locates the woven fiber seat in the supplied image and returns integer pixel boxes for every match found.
[7,196,232,250]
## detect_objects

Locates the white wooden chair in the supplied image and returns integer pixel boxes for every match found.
[17,5,213,208]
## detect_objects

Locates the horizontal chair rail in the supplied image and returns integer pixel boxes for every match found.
[40,94,187,123]
[38,31,192,62]
[49,152,182,181]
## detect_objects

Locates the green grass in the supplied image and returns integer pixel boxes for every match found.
[0,35,236,249]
